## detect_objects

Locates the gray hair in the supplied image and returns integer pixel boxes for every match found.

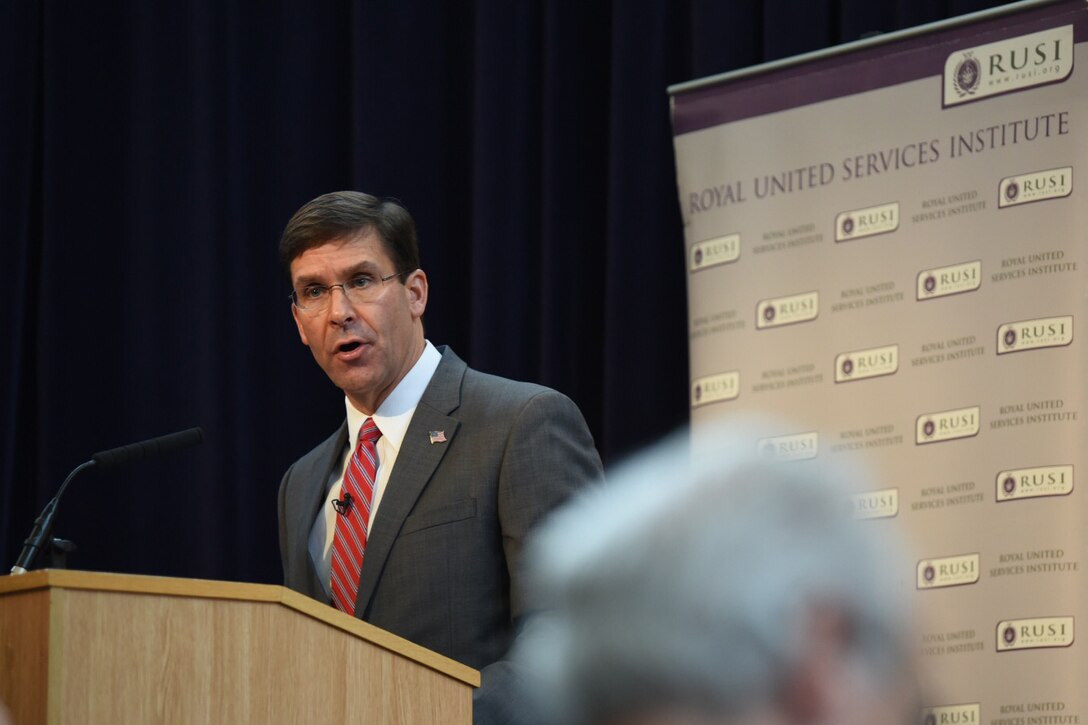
[515,424,911,725]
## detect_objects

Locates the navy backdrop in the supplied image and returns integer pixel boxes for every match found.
[2,0,1013,583]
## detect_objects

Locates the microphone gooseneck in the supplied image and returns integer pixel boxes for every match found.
[10,427,205,574]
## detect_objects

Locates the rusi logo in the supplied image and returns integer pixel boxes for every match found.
[834,344,898,383]
[691,371,740,408]
[921,703,981,725]
[690,233,741,272]
[943,25,1073,107]
[756,291,819,330]
[835,202,898,242]
[917,553,980,590]
[848,488,899,520]
[997,315,1073,354]
[917,260,981,300]
[999,166,1072,208]
[950,52,982,98]
[757,431,818,462]
[996,616,1074,652]
[916,406,980,445]
[997,464,1073,502]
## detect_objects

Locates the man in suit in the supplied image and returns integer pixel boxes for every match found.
[277,191,602,723]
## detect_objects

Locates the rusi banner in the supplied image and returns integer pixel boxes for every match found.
[671,0,1087,716]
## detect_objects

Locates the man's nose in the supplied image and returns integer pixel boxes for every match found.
[327,285,355,324]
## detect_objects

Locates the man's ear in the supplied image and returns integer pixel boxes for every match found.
[405,269,429,320]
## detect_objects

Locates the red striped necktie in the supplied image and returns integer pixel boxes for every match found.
[330,418,381,614]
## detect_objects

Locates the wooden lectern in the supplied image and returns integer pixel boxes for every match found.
[0,570,478,724]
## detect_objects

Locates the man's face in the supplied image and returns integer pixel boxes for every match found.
[290,230,427,414]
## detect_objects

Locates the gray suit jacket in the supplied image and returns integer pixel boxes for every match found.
[278,346,602,723]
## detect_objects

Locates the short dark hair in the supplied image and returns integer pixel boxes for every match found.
[279,191,420,278]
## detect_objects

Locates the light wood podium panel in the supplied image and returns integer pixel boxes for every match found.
[0,570,478,724]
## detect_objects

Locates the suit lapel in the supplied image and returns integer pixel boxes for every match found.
[298,423,348,600]
[353,348,465,617]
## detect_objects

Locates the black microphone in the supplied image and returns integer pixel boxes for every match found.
[92,427,204,470]
[10,426,205,574]
[332,492,354,515]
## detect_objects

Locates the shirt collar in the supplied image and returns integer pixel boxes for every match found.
[344,340,443,454]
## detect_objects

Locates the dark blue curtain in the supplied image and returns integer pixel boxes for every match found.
[1,0,1014,583]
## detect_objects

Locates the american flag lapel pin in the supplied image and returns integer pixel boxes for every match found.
[429,430,447,445]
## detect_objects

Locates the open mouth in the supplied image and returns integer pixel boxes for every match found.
[339,341,362,353]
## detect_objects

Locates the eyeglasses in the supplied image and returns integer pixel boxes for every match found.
[290,271,408,313]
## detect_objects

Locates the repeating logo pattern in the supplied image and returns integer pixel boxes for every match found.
[677,13,1088,719]
[921,703,981,725]
[996,616,1075,652]
[834,202,899,242]
[756,291,819,330]
[997,315,1073,354]
[996,465,1073,502]
[917,553,981,589]
[998,167,1073,208]
[834,344,898,383]
[691,371,740,408]
[916,260,982,300]
[690,233,741,272]
[757,431,818,461]
[916,406,981,445]
[847,488,899,520]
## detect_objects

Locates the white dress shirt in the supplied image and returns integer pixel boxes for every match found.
[308,340,443,599]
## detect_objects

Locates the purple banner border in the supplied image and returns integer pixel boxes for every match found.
[671,0,1087,137]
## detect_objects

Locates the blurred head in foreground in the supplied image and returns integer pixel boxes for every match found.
[516,425,917,725]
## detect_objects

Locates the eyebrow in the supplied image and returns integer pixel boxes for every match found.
[293,260,381,287]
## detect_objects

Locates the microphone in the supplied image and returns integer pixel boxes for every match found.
[92,427,204,470]
[10,426,205,574]
[332,492,353,515]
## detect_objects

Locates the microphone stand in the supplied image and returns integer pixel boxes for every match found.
[9,426,204,575]
[10,460,96,574]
